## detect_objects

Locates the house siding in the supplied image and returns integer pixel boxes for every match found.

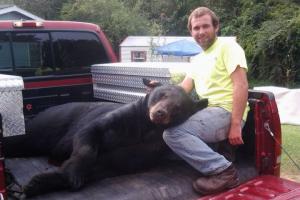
[0,5,43,21]
[120,46,190,62]
[0,12,32,20]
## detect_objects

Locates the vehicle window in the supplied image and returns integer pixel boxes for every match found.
[0,32,12,70]
[51,31,110,73]
[12,32,52,76]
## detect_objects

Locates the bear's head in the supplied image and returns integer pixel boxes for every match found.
[146,84,207,127]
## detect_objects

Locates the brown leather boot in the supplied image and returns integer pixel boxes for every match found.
[192,164,239,195]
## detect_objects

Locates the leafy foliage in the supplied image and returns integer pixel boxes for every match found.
[60,0,163,51]
[232,0,300,87]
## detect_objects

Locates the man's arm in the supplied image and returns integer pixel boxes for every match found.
[228,66,248,145]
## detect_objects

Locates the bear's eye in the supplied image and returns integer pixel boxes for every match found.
[159,93,168,99]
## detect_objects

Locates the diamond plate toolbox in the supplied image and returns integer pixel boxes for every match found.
[91,62,189,103]
[0,74,25,137]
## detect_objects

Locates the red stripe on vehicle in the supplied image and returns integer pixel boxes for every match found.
[24,77,92,89]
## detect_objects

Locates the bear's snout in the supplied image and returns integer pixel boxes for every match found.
[149,104,170,125]
[155,109,167,117]
[152,109,167,121]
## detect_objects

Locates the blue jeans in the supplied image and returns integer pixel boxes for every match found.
[163,107,233,175]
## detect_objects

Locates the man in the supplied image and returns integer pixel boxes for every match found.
[163,7,249,195]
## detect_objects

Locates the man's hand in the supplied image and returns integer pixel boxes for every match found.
[228,122,244,145]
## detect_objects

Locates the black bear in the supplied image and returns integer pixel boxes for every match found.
[3,81,207,198]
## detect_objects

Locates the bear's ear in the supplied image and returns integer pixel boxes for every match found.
[194,98,208,110]
[142,78,162,88]
[142,78,162,94]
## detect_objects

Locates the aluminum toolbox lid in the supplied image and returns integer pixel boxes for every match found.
[0,74,24,91]
[92,62,191,76]
[92,61,192,68]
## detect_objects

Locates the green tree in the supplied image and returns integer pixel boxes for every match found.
[0,0,14,4]
[119,0,179,35]
[60,0,163,50]
[232,0,300,87]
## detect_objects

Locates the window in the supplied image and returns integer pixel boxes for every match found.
[131,51,147,62]
[0,32,12,70]
[12,32,52,76]
[0,31,111,77]
[51,31,110,73]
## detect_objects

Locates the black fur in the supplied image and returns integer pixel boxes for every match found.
[3,84,207,197]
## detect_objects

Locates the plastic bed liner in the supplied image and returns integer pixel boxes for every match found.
[5,156,258,200]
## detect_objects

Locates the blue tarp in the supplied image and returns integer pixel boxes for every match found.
[155,39,202,56]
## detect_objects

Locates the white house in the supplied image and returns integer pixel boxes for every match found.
[119,36,235,63]
[119,36,198,62]
[0,5,43,21]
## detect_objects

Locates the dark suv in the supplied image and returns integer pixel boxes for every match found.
[0,20,117,117]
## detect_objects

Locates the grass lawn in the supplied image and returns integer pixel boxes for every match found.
[280,125,300,182]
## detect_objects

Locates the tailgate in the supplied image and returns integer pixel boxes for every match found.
[199,175,300,200]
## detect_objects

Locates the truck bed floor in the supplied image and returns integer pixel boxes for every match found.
[5,155,258,200]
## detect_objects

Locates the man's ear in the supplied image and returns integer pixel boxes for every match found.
[215,24,220,35]
[142,78,162,88]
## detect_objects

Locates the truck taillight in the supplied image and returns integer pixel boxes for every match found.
[13,21,43,28]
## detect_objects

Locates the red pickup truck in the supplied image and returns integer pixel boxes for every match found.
[0,20,300,200]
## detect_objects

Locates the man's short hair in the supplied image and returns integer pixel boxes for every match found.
[187,7,219,31]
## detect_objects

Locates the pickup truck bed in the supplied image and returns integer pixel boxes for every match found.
[5,152,257,200]
[4,90,300,200]
[3,90,260,200]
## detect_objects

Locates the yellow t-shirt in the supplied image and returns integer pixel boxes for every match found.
[188,38,249,120]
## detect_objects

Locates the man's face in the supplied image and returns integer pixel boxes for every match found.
[190,14,219,50]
